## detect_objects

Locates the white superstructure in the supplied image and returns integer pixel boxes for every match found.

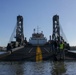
[29,29,47,45]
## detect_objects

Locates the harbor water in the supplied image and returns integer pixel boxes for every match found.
[0,60,76,75]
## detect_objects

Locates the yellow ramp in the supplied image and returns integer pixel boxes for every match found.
[36,46,42,62]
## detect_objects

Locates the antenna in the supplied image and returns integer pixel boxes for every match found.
[41,31,43,34]
[37,26,39,33]
[33,29,35,33]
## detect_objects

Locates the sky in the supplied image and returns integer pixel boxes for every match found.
[0,0,76,46]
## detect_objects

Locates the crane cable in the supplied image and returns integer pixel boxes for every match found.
[9,24,17,43]
[59,23,68,42]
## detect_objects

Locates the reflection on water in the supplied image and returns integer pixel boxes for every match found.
[23,61,52,75]
[51,61,66,75]
[0,61,76,75]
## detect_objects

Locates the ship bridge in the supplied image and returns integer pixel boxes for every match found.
[29,29,47,45]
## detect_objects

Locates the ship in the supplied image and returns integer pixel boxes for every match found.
[29,29,47,45]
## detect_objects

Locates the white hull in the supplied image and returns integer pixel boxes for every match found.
[29,29,47,45]
[29,39,47,45]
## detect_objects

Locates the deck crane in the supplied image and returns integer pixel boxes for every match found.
[52,15,70,60]
[16,15,24,45]
[8,15,26,48]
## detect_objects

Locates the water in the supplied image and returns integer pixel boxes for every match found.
[0,61,76,75]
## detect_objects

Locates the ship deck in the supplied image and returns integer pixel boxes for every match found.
[0,45,76,61]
